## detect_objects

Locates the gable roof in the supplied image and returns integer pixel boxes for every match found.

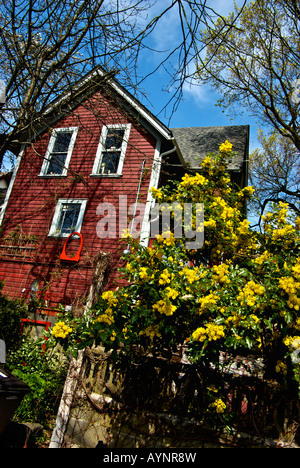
[8,66,249,186]
[171,125,249,171]
[44,66,173,142]
[7,66,174,156]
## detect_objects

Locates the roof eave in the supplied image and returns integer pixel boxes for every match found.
[44,66,173,143]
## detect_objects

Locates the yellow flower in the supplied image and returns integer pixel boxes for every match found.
[239,186,255,197]
[210,398,227,413]
[275,360,287,375]
[283,335,300,348]
[272,224,295,241]
[201,156,212,167]
[180,173,208,188]
[165,287,179,300]
[237,219,251,236]
[237,280,265,307]
[159,269,171,285]
[294,318,300,330]
[101,290,118,307]
[51,321,72,339]
[139,267,151,280]
[95,313,114,325]
[207,385,218,393]
[156,231,176,246]
[150,186,163,200]
[250,314,260,324]
[192,323,225,342]
[122,326,129,340]
[256,337,262,348]
[254,250,271,265]
[198,293,219,311]
[206,323,225,341]
[212,263,230,284]
[219,140,233,153]
[279,276,295,294]
[192,327,207,342]
[287,294,300,310]
[152,299,177,316]
[110,330,117,342]
[204,219,217,229]
[139,324,161,340]
[292,261,300,280]
[179,266,200,284]
[226,313,242,327]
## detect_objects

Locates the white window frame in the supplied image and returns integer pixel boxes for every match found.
[48,198,87,238]
[40,127,78,177]
[91,124,131,177]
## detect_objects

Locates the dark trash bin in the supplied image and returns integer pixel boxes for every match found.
[0,368,30,437]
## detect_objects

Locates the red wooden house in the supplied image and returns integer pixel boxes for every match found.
[0,67,249,320]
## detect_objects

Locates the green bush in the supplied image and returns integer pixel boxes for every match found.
[0,280,68,430]
[0,281,28,352]
[6,338,69,426]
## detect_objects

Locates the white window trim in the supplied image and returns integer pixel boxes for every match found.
[91,124,131,176]
[48,198,87,238]
[40,127,78,177]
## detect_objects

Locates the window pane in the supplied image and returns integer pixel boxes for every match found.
[45,131,73,175]
[58,203,81,235]
[105,129,125,150]
[46,152,67,175]
[53,132,72,152]
[101,152,120,174]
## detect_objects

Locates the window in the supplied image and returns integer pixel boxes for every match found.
[92,124,131,176]
[40,127,78,176]
[49,199,87,237]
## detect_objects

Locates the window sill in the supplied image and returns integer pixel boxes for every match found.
[48,233,81,239]
[39,174,68,178]
[90,173,122,178]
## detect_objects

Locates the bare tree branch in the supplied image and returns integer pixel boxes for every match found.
[0,0,246,168]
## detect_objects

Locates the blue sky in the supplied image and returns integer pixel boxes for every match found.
[136,0,260,153]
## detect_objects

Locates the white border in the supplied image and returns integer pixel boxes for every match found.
[48,198,87,237]
[0,146,23,226]
[91,124,131,176]
[39,127,78,177]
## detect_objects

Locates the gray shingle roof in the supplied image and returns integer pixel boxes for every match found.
[171,125,249,171]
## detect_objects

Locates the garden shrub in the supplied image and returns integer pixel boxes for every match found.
[45,141,300,434]
[0,281,28,352]
[6,338,69,426]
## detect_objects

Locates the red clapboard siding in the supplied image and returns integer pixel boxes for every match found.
[0,89,157,308]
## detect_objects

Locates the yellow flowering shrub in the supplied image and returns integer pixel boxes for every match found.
[46,142,300,431]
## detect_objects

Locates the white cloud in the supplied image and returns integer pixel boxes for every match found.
[182,80,214,107]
